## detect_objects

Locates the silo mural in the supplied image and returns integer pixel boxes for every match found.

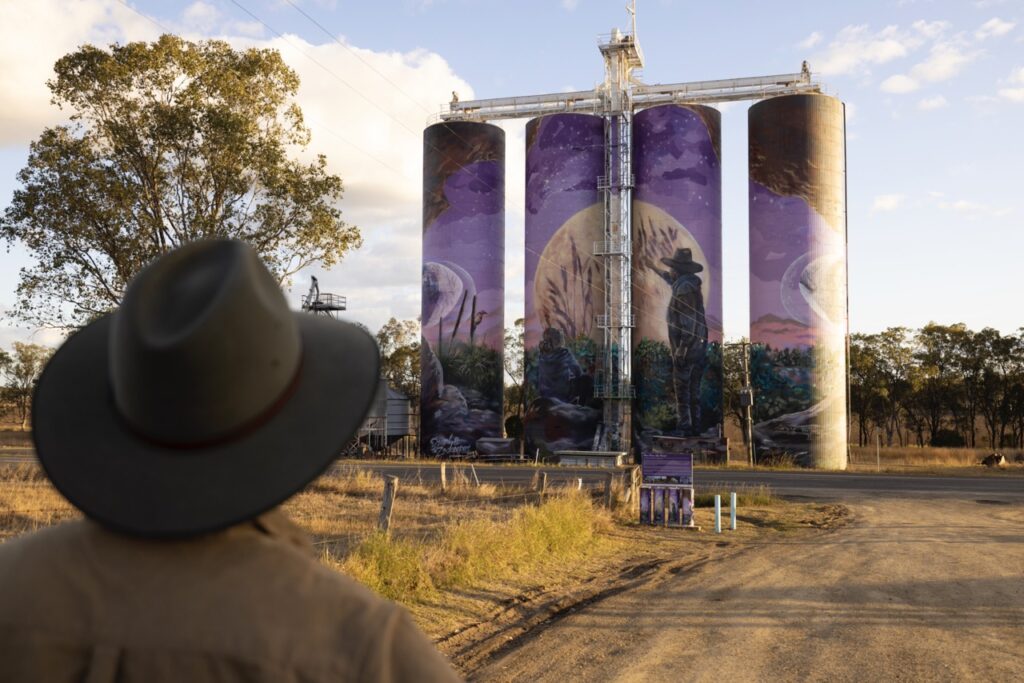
[748,94,848,469]
[522,114,605,456]
[632,104,723,455]
[421,122,505,456]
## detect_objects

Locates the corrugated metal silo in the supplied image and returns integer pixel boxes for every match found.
[421,122,505,456]
[522,113,605,456]
[632,104,723,454]
[748,94,848,469]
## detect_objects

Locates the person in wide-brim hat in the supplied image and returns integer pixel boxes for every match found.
[0,239,463,682]
[31,239,381,537]
[660,247,704,275]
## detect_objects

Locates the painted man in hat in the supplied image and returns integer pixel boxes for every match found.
[658,247,709,436]
[0,240,461,682]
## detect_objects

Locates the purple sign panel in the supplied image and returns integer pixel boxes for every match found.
[522,114,606,456]
[748,94,847,469]
[632,105,723,457]
[421,122,505,456]
[640,451,694,486]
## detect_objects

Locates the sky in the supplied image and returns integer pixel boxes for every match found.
[0,0,1022,350]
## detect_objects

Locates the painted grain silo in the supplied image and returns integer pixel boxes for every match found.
[748,94,848,469]
[632,104,723,456]
[421,121,505,457]
[522,113,606,456]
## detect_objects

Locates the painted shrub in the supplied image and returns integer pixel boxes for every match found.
[522,114,605,456]
[632,104,723,456]
[421,122,505,456]
[748,94,848,469]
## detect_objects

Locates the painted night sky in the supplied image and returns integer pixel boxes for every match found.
[422,124,505,351]
[524,113,605,349]
[632,105,723,343]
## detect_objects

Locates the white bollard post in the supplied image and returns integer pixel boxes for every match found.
[714,494,722,534]
[730,491,737,531]
[577,477,583,490]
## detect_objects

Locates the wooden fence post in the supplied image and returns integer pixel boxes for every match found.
[378,476,399,535]
[538,471,548,500]
[439,462,447,492]
[471,464,481,487]
[604,472,614,509]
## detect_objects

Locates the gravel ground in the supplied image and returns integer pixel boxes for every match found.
[474,498,1024,682]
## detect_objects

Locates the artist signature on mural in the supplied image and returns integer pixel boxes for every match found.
[429,434,471,456]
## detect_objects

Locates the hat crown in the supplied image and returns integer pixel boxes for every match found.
[110,240,301,446]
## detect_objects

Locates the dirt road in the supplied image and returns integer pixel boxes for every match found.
[474,499,1024,682]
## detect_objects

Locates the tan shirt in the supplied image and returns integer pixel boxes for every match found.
[0,511,462,682]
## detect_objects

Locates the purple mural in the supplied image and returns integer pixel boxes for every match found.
[522,114,605,456]
[632,104,723,454]
[421,122,505,456]
[748,94,848,469]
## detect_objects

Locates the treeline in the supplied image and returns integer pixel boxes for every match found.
[0,343,51,429]
[852,324,1024,449]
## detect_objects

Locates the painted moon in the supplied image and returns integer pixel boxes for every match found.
[632,200,710,344]
[533,203,605,338]
[422,262,464,328]
[781,252,844,327]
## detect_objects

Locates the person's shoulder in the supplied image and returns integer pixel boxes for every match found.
[0,519,89,569]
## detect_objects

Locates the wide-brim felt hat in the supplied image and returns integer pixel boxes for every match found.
[32,239,380,538]
[660,247,704,274]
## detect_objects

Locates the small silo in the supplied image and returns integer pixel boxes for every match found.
[421,122,505,456]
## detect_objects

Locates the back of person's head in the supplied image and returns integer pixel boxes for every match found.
[32,239,380,537]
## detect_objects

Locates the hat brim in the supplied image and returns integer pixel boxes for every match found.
[32,313,380,538]
[660,257,704,274]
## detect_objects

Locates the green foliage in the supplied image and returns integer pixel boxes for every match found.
[0,343,52,428]
[376,318,420,401]
[750,343,813,422]
[342,533,435,603]
[640,403,677,432]
[1,34,359,327]
[441,341,502,403]
[565,334,599,376]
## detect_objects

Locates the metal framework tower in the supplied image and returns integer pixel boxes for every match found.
[434,5,824,454]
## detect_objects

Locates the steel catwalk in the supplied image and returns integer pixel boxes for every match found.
[747,94,848,470]
[631,104,723,456]
[421,122,505,457]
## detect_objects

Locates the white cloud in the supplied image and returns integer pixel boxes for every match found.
[911,20,950,40]
[881,74,919,93]
[975,17,1015,40]
[871,194,905,213]
[0,0,158,146]
[561,0,579,10]
[881,41,980,95]
[918,94,949,109]
[999,87,1024,101]
[0,0,478,336]
[797,31,822,49]
[182,1,220,32]
[937,198,1012,219]
[996,66,1024,102]
[911,42,979,82]
[810,24,923,77]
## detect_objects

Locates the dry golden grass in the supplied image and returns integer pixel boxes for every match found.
[0,463,79,540]
[849,445,1024,469]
